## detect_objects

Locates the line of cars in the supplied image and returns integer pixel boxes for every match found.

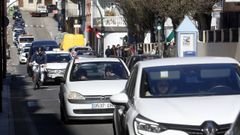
[57,50,240,135]
[11,14,239,133]
[109,57,240,135]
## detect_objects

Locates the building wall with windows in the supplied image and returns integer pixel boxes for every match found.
[21,0,54,11]
[89,0,128,56]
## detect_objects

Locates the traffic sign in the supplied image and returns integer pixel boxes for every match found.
[96,32,101,39]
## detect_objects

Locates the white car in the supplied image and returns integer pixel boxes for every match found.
[19,47,30,64]
[44,50,71,83]
[17,34,34,51]
[59,58,130,123]
[69,46,93,57]
[110,57,240,135]
[225,111,240,135]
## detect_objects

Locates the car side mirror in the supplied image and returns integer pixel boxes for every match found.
[110,93,128,106]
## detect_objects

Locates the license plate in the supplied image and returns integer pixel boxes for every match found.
[92,103,114,109]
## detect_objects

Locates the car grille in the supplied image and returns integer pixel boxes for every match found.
[162,123,230,135]
[73,109,114,114]
[85,95,111,101]
[69,95,111,104]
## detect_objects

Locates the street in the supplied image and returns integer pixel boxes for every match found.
[7,11,114,135]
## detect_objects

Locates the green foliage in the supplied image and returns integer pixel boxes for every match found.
[115,0,221,42]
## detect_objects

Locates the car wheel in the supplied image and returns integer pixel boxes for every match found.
[60,104,69,124]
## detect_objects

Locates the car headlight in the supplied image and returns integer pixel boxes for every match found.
[134,115,166,134]
[58,69,65,74]
[67,91,85,100]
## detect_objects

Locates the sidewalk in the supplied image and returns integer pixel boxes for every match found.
[0,74,15,135]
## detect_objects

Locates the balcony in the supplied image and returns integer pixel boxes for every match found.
[93,16,126,27]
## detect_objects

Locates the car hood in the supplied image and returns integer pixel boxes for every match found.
[46,63,68,69]
[135,95,240,125]
[67,80,127,95]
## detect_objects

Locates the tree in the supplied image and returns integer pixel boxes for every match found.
[115,0,220,43]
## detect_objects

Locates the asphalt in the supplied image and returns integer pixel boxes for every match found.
[0,11,60,135]
[0,74,15,135]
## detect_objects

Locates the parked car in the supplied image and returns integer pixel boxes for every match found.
[126,54,161,71]
[110,57,240,135]
[47,4,57,13]
[27,40,59,77]
[59,58,130,123]
[44,50,71,83]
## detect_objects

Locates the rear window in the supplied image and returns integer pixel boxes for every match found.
[19,37,34,43]
[46,53,71,63]
[140,64,240,98]
[30,41,59,56]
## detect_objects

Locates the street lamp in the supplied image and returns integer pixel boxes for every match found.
[92,1,104,57]
[78,0,83,34]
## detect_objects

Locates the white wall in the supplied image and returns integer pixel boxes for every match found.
[7,0,18,7]
[103,32,127,56]
[23,0,36,11]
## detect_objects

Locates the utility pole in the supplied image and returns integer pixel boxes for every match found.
[78,0,82,34]
[92,1,104,57]
[0,0,3,113]
[157,17,163,57]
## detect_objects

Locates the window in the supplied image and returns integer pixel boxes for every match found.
[70,61,129,81]
[126,66,138,99]
[29,0,33,3]
[37,0,41,4]
[140,64,240,98]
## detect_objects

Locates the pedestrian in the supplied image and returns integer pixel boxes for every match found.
[116,44,122,58]
[111,45,116,57]
[105,45,112,57]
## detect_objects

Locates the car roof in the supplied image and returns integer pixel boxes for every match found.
[74,58,121,63]
[32,40,57,44]
[137,57,239,68]
[45,50,69,54]
[18,35,34,38]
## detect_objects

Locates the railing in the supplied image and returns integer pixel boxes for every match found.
[93,16,127,27]
[202,28,240,43]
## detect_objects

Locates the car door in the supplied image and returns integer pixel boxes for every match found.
[120,66,138,133]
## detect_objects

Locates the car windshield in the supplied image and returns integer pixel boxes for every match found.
[46,53,71,63]
[19,37,34,43]
[70,62,128,81]
[24,48,30,53]
[140,64,240,98]
[128,55,161,70]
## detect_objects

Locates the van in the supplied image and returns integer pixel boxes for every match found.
[27,40,59,77]
[60,34,84,51]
